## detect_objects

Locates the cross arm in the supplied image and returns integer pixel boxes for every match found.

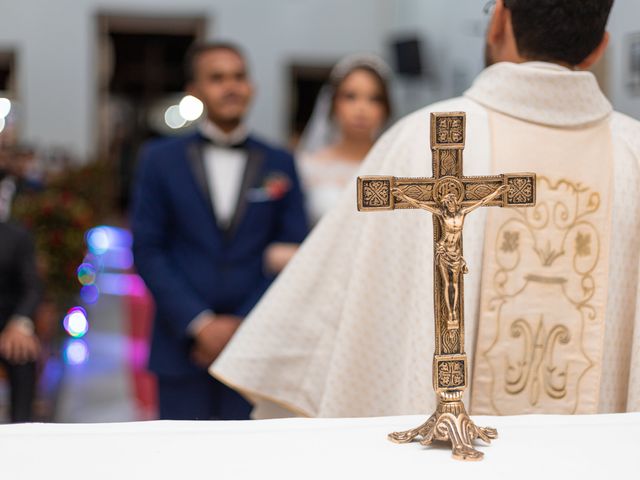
[356,173,536,212]
[357,176,437,211]
[463,174,536,208]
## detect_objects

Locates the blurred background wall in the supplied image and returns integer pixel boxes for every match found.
[0,0,636,160]
[0,0,389,159]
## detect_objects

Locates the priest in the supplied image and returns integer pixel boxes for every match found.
[212,0,640,417]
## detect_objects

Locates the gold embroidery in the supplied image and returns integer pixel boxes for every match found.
[505,316,570,406]
[482,176,602,413]
[575,232,591,257]
[500,231,520,253]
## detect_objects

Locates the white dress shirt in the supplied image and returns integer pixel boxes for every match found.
[198,120,249,228]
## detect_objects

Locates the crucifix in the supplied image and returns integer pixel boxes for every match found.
[356,112,536,461]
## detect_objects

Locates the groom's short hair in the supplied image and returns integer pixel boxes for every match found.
[505,0,614,65]
[184,41,247,84]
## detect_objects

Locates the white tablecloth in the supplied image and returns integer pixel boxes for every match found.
[1,413,638,479]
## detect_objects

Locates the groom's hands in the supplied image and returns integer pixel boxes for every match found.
[0,321,40,364]
[191,314,242,368]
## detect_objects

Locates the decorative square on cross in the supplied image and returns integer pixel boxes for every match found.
[431,113,465,149]
[434,355,467,391]
[505,175,536,206]
[357,176,394,211]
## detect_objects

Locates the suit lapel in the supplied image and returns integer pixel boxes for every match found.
[225,143,265,240]
[186,139,218,222]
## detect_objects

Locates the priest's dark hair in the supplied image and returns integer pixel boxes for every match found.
[184,41,247,84]
[504,0,614,66]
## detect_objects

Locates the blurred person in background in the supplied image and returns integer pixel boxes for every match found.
[0,220,42,423]
[132,42,308,420]
[263,55,392,274]
[297,54,393,225]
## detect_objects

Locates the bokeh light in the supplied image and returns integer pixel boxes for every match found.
[80,226,137,304]
[86,226,131,253]
[101,248,134,270]
[178,95,204,121]
[86,227,111,255]
[80,285,100,304]
[97,273,146,297]
[0,117,5,134]
[63,307,89,338]
[64,339,89,366]
[0,98,11,119]
[77,262,97,285]
[164,105,186,129]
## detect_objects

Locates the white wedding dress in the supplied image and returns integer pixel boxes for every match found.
[297,152,361,226]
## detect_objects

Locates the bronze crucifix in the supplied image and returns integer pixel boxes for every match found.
[357,111,536,460]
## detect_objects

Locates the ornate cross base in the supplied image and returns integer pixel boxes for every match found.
[388,393,497,461]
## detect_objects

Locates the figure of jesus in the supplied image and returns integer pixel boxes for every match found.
[393,184,509,329]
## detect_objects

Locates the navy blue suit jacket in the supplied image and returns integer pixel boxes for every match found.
[132,132,308,377]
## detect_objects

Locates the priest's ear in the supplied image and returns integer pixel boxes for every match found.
[486,0,523,65]
[577,32,610,71]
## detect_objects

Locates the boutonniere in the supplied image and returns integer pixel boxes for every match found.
[247,172,292,202]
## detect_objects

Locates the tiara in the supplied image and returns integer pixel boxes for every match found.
[329,53,393,83]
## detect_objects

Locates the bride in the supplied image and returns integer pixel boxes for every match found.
[297,54,393,225]
[265,54,393,274]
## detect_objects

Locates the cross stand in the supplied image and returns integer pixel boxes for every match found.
[356,112,536,460]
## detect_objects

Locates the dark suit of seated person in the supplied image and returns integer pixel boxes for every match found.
[132,42,309,420]
[0,222,42,423]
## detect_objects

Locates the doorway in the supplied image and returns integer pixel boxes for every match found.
[96,13,207,211]
[288,62,333,149]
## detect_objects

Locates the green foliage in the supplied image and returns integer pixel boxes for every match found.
[12,161,115,310]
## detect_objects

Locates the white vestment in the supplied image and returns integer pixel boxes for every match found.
[212,62,640,417]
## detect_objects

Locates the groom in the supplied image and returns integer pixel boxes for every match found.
[132,42,308,420]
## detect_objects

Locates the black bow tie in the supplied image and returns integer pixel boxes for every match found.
[198,132,248,150]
